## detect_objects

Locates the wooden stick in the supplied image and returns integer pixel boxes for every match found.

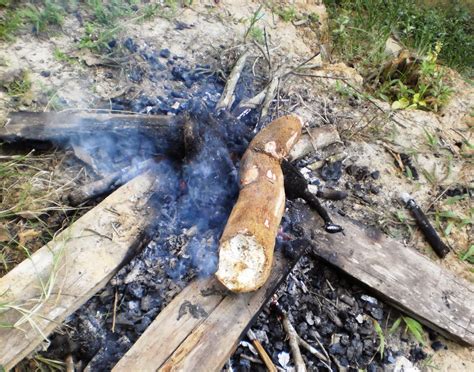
[67,158,156,206]
[216,115,302,292]
[247,328,277,372]
[0,173,157,369]
[216,51,250,110]
[281,312,307,372]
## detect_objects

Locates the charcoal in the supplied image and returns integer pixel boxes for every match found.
[40,70,51,77]
[128,66,144,83]
[329,342,346,355]
[123,37,138,53]
[127,283,145,299]
[370,170,380,179]
[410,346,428,363]
[320,160,343,181]
[140,293,162,312]
[431,340,446,351]
[160,48,171,58]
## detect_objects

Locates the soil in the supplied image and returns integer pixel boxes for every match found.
[0,1,472,371]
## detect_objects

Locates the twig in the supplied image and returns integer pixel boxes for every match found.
[247,328,277,372]
[240,354,263,364]
[216,50,250,110]
[111,289,118,333]
[296,335,332,370]
[281,312,307,372]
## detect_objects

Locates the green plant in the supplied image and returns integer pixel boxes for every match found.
[244,4,264,43]
[274,5,297,22]
[373,320,385,358]
[0,7,23,40]
[21,1,65,34]
[460,245,474,264]
[325,0,473,77]
[389,316,426,344]
[4,71,32,98]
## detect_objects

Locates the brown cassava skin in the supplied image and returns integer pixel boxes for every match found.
[217,115,302,292]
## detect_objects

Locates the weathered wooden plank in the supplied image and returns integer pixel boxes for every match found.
[0,172,158,369]
[112,277,225,371]
[0,111,185,155]
[113,251,296,372]
[300,205,474,345]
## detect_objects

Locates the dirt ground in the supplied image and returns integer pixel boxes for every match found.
[0,1,472,371]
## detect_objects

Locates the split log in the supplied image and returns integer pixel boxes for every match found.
[216,115,302,292]
[0,172,158,369]
[0,111,185,156]
[113,249,300,372]
[297,204,474,345]
[289,125,340,161]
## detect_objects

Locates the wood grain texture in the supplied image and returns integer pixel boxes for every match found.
[0,173,157,369]
[0,111,185,155]
[114,251,296,372]
[298,204,474,345]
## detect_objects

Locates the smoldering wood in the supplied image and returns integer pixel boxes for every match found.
[282,160,342,234]
[67,158,157,206]
[296,203,474,345]
[113,250,300,372]
[0,173,158,369]
[0,111,186,156]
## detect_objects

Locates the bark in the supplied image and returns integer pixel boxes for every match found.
[216,115,302,292]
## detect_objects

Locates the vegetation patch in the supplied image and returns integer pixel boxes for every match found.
[325,0,474,78]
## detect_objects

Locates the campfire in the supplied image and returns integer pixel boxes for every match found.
[0,2,473,372]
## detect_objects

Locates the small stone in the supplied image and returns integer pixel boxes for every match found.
[361,295,378,305]
[40,70,51,77]
[321,160,343,181]
[370,307,384,320]
[159,48,171,58]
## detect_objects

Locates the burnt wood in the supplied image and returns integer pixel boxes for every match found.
[1,111,185,156]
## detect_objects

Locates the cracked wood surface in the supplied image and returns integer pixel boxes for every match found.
[0,172,157,369]
[300,204,474,346]
[113,250,296,372]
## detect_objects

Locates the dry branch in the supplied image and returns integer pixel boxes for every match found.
[216,115,302,292]
[216,51,250,111]
[67,158,156,206]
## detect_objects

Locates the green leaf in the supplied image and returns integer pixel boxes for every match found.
[392,97,410,110]
[373,320,385,358]
[389,317,402,335]
[460,245,474,264]
[403,317,426,345]
[444,221,454,236]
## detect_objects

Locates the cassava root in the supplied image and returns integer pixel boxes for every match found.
[215,115,302,292]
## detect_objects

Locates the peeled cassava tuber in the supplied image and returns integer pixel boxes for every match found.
[216,115,303,292]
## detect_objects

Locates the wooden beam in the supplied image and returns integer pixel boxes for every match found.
[0,172,158,369]
[113,250,297,372]
[0,111,185,156]
[298,204,474,345]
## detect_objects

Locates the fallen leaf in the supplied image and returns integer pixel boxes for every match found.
[0,225,10,242]
[18,229,41,247]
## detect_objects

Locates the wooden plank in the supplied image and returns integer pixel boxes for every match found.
[0,172,158,369]
[0,111,185,156]
[113,251,296,372]
[299,204,474,345]
[112,278,225,371]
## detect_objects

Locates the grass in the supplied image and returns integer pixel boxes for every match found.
[324,0,474,78]
[4,70,32,98]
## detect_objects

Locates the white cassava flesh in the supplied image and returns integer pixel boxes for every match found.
[216,235,266,292]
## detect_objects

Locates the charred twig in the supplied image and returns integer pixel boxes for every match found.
[316,188,348,201]
[247,328,277,372]
[67,158,156,206]
[401,193,450,258]
[282,160,343,233]
[281,311,306,372]
[216,51,250,111]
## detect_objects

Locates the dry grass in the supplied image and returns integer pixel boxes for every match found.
[0,150,82,276]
